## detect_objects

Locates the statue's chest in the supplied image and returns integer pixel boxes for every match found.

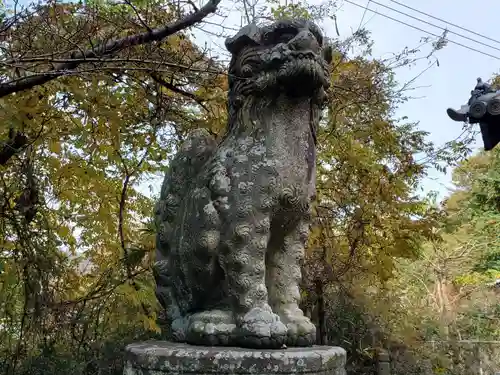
[266,124,316,183]
[212,131,315,192]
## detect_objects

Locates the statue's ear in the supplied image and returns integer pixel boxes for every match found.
[322,45,333,64]
[225,23,261,54]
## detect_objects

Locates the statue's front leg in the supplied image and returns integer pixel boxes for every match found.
[223,209,287,349]
[267,219,316,346]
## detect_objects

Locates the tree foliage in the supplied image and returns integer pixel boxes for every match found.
[0,0,226,373]
[369,148,500,375]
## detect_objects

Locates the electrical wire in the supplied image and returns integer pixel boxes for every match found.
[389,0,500,46]
[343,0,500,60]
[365,0,500,54]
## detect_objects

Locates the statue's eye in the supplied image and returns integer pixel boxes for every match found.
[276,32,296,43]
[265,27,297,44]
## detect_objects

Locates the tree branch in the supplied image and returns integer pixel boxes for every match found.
[0,130,28,165]
[0,0,222,98]
[150,72,209,112]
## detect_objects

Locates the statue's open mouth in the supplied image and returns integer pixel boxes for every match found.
[274,51,328,95]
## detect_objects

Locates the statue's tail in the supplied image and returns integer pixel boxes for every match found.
[153,128,217,332]
[155,128,217,255]
[156,128,217,220]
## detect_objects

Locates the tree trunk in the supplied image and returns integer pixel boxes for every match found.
[315,280,327,345]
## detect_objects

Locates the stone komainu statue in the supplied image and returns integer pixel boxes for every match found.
[153,19,333,349]
[447,77,500,151]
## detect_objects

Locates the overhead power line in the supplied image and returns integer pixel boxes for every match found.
[366,0,500,54]
[389,0,500,46]
[343,0,500,61]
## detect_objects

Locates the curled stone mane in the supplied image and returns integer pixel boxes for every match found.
[153,19,332,349]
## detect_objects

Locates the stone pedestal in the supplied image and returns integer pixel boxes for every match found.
[124,341,346,375]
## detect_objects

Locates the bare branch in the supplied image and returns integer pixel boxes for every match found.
[122,0,153,31]
[0,0,222,98]
[150,72,209,111]
[242,0,252,25]
[186,0,200,12]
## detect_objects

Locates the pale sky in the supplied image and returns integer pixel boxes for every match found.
[189,0,500,202]
[333,0,499,199]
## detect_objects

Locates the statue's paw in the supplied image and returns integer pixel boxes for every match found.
[276,306,316,347]
[284,316,316,347]
[185,310,236,346]
[236,305,287,349]
[170,316,189,342]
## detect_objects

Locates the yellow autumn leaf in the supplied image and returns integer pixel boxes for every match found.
[48,139,62,154]
[57,225,71,238]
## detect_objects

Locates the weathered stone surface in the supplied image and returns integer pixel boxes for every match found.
[123,341,346,375]
[153,18,333,349]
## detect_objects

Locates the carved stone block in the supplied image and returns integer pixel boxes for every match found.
[123,341,346,375]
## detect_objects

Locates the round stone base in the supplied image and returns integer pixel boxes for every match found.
[124,341,346,375]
